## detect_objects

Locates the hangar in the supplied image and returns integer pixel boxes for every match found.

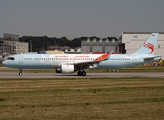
[119,32,164,59]
[81,37,120,54]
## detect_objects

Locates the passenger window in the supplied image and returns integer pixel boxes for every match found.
[7,57,15,60]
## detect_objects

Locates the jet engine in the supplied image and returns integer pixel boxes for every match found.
[56,65,75,73]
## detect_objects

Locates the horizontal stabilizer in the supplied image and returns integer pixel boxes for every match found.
[144,56,161,61]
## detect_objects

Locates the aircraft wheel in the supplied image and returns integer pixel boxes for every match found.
[82,71,86,76]
[19,73,23,76]
[19,69,23,76]
[78,71,82,76]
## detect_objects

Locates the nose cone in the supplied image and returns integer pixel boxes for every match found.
[2,60,7,67]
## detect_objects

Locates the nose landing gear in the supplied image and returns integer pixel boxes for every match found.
[19,69,23,76]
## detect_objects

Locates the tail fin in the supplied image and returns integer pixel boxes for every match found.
[134,33,159,55]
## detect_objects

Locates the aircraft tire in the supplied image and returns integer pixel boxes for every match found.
[19,73,23,76]
[78,71,82,76]
[82,71,86,76]
[77,71,86,76]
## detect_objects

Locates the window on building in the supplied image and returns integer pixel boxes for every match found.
[133,36,138,38]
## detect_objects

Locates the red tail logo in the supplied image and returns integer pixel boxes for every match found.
[143,43,154,54]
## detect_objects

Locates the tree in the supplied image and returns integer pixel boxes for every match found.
[19,36,117,52]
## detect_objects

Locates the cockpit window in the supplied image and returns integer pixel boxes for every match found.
[7,57,15,60]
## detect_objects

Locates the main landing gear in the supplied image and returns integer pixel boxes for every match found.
[77,70,86,76]
[19,69,23,76]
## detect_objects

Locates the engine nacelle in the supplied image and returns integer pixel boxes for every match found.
[56,65,74,73]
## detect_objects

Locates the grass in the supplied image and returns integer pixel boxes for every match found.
[0,64,3,67]
[0,98,6,101]
[0,77,164,119]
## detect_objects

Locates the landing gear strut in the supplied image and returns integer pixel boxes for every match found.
[77,70,86,76]
[19,69,23,76]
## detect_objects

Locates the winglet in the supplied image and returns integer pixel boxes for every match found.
[94,51,113,61]
[104,51,113,60]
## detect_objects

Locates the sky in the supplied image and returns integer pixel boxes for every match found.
[0,0,164,39]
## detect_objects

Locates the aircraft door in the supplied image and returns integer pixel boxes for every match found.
[132,56,137,64]
[19,55,23,63]
[72,57,75,62]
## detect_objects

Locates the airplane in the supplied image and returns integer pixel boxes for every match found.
[2,33,161,76]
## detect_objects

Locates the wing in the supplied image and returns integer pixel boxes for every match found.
[64,51,113,70]
[70,60,101,70]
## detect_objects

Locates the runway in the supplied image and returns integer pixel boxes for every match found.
[0,72,164,78]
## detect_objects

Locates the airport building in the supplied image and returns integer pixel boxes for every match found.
[119,32,164,59]
[65,48,81,54]
[0,33,28,55]
[81,37,120,54]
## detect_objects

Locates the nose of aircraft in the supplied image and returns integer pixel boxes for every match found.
[2,60,7,67]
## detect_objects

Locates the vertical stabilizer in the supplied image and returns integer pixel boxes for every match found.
[134,33,159,55]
